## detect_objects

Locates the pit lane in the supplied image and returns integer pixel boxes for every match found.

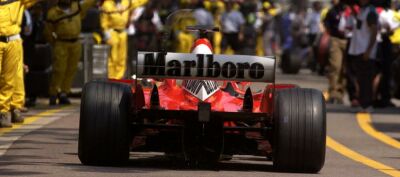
[0,70,399,177]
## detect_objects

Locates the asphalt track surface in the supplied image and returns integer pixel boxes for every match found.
[0,70,399,177]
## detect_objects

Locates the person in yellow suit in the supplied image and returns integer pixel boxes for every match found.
[173,11,196,53]
[0,0,43,127]
[204,0,225,54]
[46,0,96,105]
[100,0,148,79]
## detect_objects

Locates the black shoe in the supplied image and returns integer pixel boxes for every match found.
[373,100,384,108]
[373,100,395,108]
[59,93,71,105]
[49,96,57,106]
[11,109,24,123]
[0,112,12,128]
[351,99,360,107]
[382,101,396,108]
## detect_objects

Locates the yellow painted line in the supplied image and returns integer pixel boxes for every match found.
[357,113,400,149]
[0,106,70,136]
[327,136,400,177]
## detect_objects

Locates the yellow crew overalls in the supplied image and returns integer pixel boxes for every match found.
[0,0,39,119]
[45,0,95,97]
[173,12,196,53]
[100,0,148,79]
[204,0,225,54]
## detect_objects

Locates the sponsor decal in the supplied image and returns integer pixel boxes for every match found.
[137,52,275,82]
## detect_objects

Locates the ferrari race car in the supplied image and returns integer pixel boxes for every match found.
[78,10,326,173]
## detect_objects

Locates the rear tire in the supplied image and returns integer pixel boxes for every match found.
[281,48,302,74]
[273,88,326,173]
[78,81,132,166]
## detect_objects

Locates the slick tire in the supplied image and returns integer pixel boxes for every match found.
[273,88,326,173]
[78,81,132,166]
[281,48,302,74]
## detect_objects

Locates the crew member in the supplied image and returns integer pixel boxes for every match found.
[173,11,196,53]
[100,0,148,79]
[348,0,379,111]
[45,0,96,105]
[10,9,33,124]
[0,0,42,127]
[220,0,245,54]
[323,0,348,104]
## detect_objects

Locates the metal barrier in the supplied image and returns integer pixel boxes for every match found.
[72,33,110,90]
[91,44,109,79]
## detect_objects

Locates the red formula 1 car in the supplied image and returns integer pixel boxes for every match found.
[78,10,326,173]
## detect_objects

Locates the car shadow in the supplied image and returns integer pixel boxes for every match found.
[326,104,400,114]
[60,154,278,174]
[373,122,400,133]
[0,168,47,176]
[373,122,400,141]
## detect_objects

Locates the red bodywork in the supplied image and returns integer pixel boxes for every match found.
[110,37,297,155]
[112,38,297,117]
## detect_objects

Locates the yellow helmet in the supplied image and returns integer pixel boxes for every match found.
[263,1,271,9]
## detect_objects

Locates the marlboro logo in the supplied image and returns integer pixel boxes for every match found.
[136,52,275,82]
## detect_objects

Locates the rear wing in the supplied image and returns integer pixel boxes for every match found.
[136,52,276,83]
